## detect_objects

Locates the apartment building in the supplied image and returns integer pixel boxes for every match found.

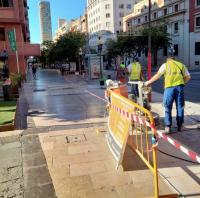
[0,0,40,75]
[39,0,52,42]
[123,0,200,69]
[87,0,137,49]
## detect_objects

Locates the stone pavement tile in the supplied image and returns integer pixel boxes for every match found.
[0,146,22,168]
[128,170,154,184]
[0,142,21,151]
[42,142,54,151]
[90,171,133,190]
[187,165,200,174]
[68,143,97,155]
[0,178,23,198]
[23,165,52,189]
[103,159,117,171]
[94,186,119,198]
[65,153,89,165]
[167,175,200,195]
[0,166,22,183]
[115,184,145,198]
[86,150,113,162]
[0,130,22,138]
[23,151,47,168]
[24,183,56,198]
[70,161,107,177]
[159,167,194,178]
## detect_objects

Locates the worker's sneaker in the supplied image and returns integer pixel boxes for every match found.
[164,126,171,134]
[177,125,183,132]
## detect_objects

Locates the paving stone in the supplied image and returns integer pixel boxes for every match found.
[0,178,23,198]
[90,172,133,190]
[24,183,56,198]
[68,143,97,155]
[24,164,52,189]
[0,166,22,183]
[70,161,107,177]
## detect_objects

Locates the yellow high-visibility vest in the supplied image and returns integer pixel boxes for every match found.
[130,62,141,81]
[164,59,185,88]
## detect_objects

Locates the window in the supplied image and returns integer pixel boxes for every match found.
[127,4,131,9]
[163,46,168,56]
[138,18,141,24]
[174,44,178,56]
[0,0,13,7]
[153,12,157,19]
[119,4,124,9]
[0,28,6,41]
[195,42,200,55]
[119,13,124,17]
[174,22,179,33]
[174,4,179,12]
[106,22,110,27]
[195,16,200,30]
[105,4,110,9]
[119,21,122,26]
[145,15,148,22]
[163,8,168,16]
[197,0,200,7]
[106,13,110,18]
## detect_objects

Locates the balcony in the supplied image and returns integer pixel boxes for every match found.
[0,42,40,56]
[0,7,20,22]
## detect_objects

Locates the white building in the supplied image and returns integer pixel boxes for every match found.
[87,0,137,50]
[123,0,200,69]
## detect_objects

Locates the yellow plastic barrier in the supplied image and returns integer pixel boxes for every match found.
[106,90,178,198]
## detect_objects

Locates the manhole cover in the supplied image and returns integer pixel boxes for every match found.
[33,89,46,92]
[66,134,86,143]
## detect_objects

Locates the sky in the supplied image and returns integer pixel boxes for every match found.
[28,0,87,43]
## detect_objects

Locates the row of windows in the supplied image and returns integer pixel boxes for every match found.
[0,0,13,7]
[132,3,181,26]
[89,22,111,32]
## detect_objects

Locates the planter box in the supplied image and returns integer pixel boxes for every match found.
[0,100,18,132]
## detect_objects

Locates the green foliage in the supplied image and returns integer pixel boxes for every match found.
[106,25,171,64]
[39,32,86,65]
[10,73,23,87]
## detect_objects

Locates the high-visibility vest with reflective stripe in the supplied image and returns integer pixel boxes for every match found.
[130,62,141,81]
[164,59,185,88]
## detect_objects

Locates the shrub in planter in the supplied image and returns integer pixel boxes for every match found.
[10,73,23,97]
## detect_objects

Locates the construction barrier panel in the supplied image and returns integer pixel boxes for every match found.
[106,90,178,198]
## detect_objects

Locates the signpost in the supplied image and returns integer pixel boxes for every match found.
[8,28,19,73]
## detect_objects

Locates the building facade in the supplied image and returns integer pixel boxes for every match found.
[123,0,200,69]
[87,0,137,50]
[39,0,52,42]
[0,0,40,75]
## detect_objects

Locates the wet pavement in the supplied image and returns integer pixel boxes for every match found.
[24,69,106,127]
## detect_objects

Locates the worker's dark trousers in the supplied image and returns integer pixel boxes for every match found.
[163,85,184,127]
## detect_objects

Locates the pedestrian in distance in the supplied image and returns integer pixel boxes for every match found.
[145,47,191,134]
[127,57,143,102]
[116,62,127,84]
[32,64,37,80]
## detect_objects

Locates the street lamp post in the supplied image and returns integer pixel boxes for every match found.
[97,36,103,79]
[79,48,83,73]
[148,0,152,101]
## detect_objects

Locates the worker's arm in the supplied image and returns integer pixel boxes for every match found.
[145,72,162,86]
[184,75,191,84]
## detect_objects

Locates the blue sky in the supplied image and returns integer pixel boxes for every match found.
[28,0,87,43]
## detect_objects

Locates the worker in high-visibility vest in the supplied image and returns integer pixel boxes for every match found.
[145,48,191,134]
[127,58,143,100]
[116,62,127,84]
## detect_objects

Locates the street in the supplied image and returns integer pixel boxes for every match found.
[0,69,200,198]
[152,71,200,103]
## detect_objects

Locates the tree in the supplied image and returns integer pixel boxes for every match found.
[39,32,86,70]
[105,25,171,67]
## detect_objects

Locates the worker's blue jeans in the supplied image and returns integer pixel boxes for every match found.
[163,85,184,127]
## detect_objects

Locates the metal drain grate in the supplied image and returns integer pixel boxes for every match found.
[66,134,86,143]
[33,89,46,92]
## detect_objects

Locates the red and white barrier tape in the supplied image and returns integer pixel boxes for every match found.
[111,103,200,164]
[86,90,200,164]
